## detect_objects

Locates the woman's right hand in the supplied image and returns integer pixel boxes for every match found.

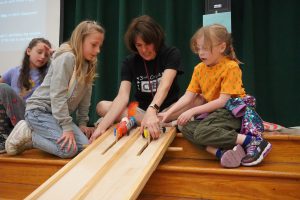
[141,108,161,139]
[57,131,77,153]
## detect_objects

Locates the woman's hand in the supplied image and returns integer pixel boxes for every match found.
[80,125,95,139]
[141,108,161,139]
[177,109,195,126]
[89,127,105,144]
[56,131,77,153]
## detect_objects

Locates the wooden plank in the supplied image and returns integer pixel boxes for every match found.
[138,194,199,200]
[142,158,300,200]
[24,126,115,199]
[24,127,177,200]
[71,129,142,199]
[165,132,300,163]
[157,158,300,179]
[142,170,300,200]
[83,127,177,200]
[0,162,62,186]
[0,182,38,200]
[0,149,70,165]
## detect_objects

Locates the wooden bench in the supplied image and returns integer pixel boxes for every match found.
[1,131,300,199]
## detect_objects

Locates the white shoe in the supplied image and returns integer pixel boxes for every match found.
[5,120,32,155]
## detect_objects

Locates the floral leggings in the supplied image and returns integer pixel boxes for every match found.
[0,83,25,136]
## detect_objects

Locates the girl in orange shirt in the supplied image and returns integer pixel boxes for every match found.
[160,24,271,168]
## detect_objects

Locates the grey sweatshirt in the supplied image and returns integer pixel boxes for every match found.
[26,51,92,132]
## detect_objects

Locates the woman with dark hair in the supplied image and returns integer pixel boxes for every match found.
[91,15,183,142]
[0,37,52,153]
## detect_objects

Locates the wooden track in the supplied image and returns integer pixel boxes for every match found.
[24,127,177,200]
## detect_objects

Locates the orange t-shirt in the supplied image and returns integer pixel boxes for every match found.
[187,57,246,102]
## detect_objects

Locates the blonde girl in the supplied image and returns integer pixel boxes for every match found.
[6,21,105,158]
[160,24,271,168]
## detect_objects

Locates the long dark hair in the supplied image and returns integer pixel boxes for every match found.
[18,38,51,91]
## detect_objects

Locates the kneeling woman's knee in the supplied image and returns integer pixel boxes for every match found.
[96,101,110,116]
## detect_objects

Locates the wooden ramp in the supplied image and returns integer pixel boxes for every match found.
[24,127,177,200]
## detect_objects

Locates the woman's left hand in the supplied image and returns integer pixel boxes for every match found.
[80,125,95,139]
[141,109,161,139]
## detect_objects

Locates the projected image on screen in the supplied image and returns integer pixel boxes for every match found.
[0,0,60,73]
[0,0,46,51]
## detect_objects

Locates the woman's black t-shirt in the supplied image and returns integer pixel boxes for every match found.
[121,45,183,110]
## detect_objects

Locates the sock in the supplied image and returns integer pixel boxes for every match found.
[242,135,253,147]
[216,148,223,159]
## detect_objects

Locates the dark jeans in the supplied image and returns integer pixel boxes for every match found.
[181,108,241,150]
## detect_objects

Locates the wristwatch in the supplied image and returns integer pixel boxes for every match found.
[149,103,160,112]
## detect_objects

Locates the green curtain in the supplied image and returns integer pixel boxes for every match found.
[62,0,300,127]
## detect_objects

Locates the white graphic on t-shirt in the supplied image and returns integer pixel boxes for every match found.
[136,76,144,90]
[141,77,162,93]
[136,72,163,93]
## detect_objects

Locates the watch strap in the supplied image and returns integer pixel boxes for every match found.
[149,103,160,112]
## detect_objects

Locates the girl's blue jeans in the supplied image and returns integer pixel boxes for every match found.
[25,109,88,158]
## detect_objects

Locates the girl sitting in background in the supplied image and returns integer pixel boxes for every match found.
[0,38,52,153]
